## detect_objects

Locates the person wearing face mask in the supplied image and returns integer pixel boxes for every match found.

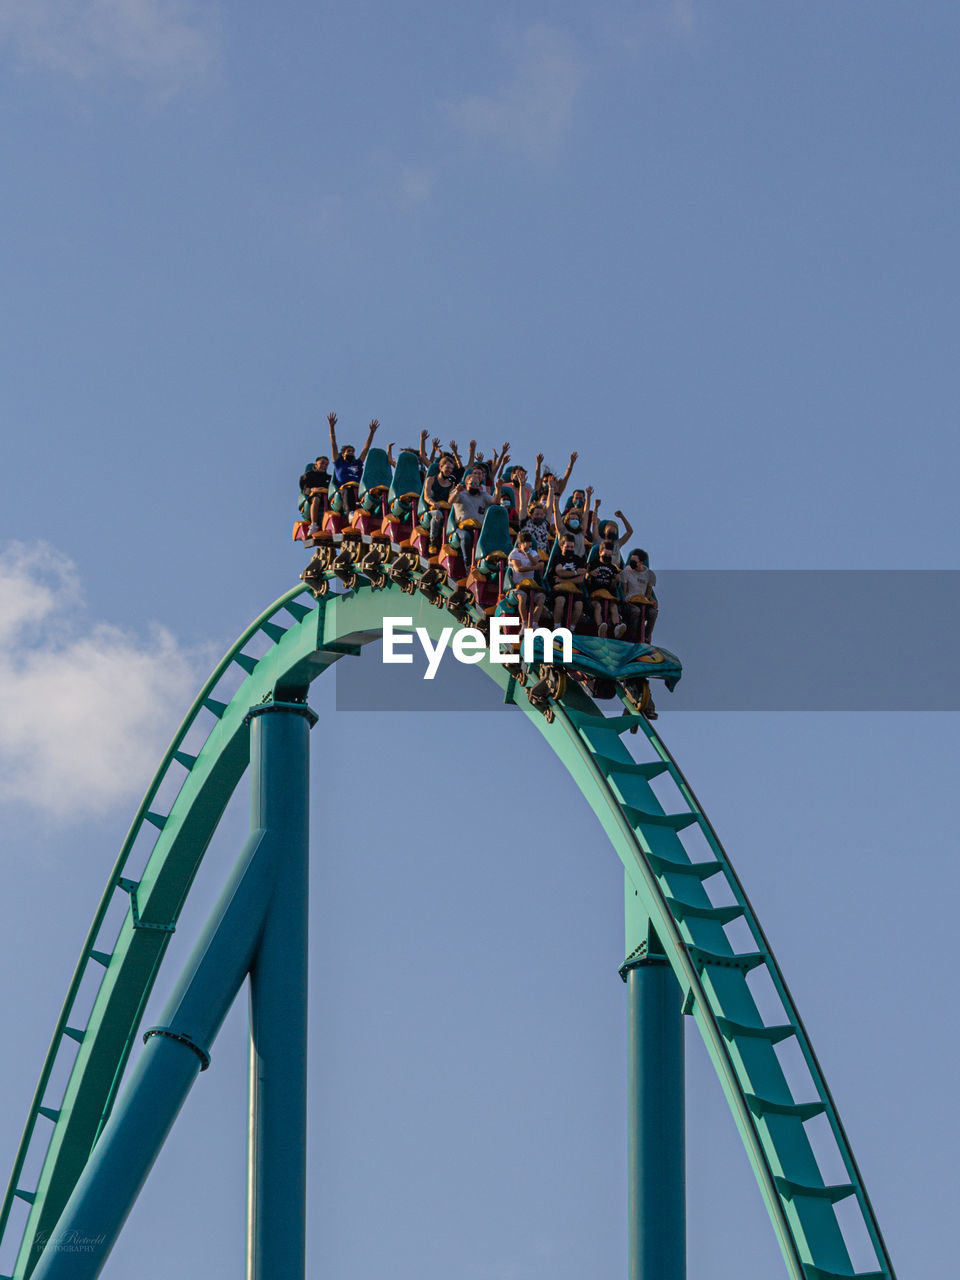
[450,465,502,570]
[327,410,381,515]
[596,511,634,565]
[549,480,594,556]
[586,544,627,639]
[517,496,552,560]
[619,548,658,642]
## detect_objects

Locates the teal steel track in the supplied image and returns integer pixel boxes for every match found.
[0,580,896,1280]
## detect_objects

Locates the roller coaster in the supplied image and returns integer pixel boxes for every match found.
[0,534,897,1277]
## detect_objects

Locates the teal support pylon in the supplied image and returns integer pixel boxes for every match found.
[28,699,315,1280]
[624,940,686,1280]
[246,702,312,1280]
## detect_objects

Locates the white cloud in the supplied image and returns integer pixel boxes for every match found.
[0,543,204,818]
[0,0,219,92]
[445,24,585,159]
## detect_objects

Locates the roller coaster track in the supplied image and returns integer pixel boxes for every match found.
[0,578,896,1280]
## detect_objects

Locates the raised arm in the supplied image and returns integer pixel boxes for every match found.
[328,411,339,459]
[589,495,600,544]
[449,440,463,469]
[419,430,430,465]
[614,509,634,543]
[534,452,544,494]
[466,439,477,468]
[548,479,561,531]
[556,450,578,496]
[386,442,396,466]
[359,418,380,463]
[490,440,510,474]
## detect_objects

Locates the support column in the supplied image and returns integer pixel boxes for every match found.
[245,703,312,1280]
[624,947,686,1280]
[29,699,315,1280]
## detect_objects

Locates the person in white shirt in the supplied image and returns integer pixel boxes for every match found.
[507,530,545,631]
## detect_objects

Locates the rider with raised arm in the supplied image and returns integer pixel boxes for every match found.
[450,465,501,571]
[534,450,578,499]
[386,429,431,475]
[597,510,634,563]
[328,411,380,515]
[550,479,593,556]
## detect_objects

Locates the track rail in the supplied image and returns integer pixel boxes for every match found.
[1,579,895,1280]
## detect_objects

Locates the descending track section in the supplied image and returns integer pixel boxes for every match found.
[0,579,895,1280]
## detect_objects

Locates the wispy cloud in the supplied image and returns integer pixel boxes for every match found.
[0,0,219,93]
[599,2,696,59]
[397,163,436,207]
[445,24,585,159]
[0,543,205,818]
[668,0,696,33]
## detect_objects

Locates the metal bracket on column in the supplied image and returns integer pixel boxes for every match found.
[142,1027,211,1071]
[619,941,671,981]
[244,700,319,728]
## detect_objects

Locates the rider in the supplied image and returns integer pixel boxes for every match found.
[450,466,502,570]
[517,493,553,560]
[619,548,658,641]
[507,530,546,631]
[328,411,380,515]
[299,455,331,531]
[586,543,626,638]
[597,510,634,564]
[533,450,578,498]
[422,453,459,555]
[547,532,586,628]
[550,483,594,556]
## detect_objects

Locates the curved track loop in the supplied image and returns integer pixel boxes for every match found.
[1,581,895,1280]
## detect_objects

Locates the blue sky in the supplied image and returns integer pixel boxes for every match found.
[0,3,956,1276]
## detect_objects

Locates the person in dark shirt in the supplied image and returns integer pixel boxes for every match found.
[422,453,459,553]
[299,455,331,530]
[328,411,380,514]
[586,545,626,638]
[548,533,586,628]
